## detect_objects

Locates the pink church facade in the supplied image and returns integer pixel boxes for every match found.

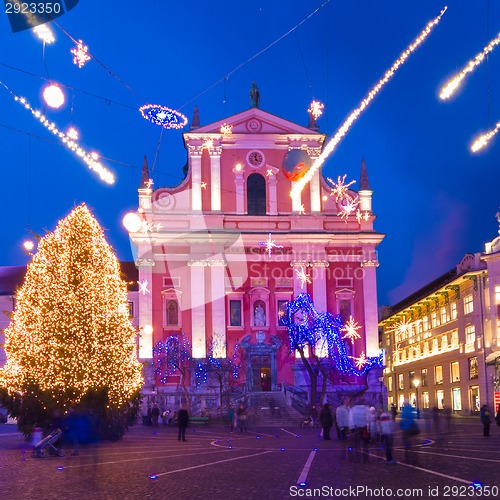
[126,106,384,401]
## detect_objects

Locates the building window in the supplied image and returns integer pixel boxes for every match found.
[166,300,179,326]
[452,387,462,412]
[468,356,478,379]
[465,325,475,345]
[450,302,457,320]
[409,371,415,387]
[387,375,393,392]
[422,391,430,409]
[469,385,480,412]
[495,285,500,304]
[247,173,266,215]
[431,312,438,328]
[464,294,474,315]
[451,361,460,382]
[398,374,404,390]
[451,330,459,348]
[127,301,134,318]
[436,389,444,410]
[398,394,405,410]
[440,307,448,324]
[421,368,428,387]
[435,365,443,384]
[423,316,429,331]
[229,300,242,326]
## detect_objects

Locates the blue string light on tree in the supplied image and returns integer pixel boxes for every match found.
[139,104,188,129]
[281,293,383,376]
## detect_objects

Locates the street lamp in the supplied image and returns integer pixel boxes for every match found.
[413,378,421,419]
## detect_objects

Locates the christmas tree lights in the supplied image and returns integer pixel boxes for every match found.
[0,204,143,411]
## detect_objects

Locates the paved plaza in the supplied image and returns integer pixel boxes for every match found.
[0,418,499,499]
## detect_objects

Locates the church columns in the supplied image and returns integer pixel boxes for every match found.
[210,260,227,357]
[361,256,380,357]
[233,165,245,214]
[136,256,155,359]
[267,167,279,215]
[311,261,328,313]
[189,145,203,211]
[189,260,206,358]
[209,146,222,211]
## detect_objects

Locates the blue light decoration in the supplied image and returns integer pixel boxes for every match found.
[280,293,384,377]
[195,341,241,389]
[139,104,188,129]
[152,332,192,384]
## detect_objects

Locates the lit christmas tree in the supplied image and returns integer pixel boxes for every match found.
[0,204,143,436]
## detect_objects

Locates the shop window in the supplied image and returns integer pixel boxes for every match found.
[468,357,478,379]
[451,361,460,382]
[435,365,443,384]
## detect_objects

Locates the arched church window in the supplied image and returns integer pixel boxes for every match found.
[166,300,179,326]
[247,173,266,215]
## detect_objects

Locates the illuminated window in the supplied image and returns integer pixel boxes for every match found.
[451,361,460,382]
[450,302,457,320]
[465,325,475,345]
[387,376,393,392]
[495,285,500,304]
[464,294,474,315]
[421,368,428,387]
[423,316,429,331]
[440,307,448,324]
[452,387,461,412]
[436,389,444,409]
[127,301,134,318]
[398,373,404,390]
[422,391,430,409]
[468,357,478,379]
[431,312,438,328]
[451,330,459,348]
[435,365,443,384]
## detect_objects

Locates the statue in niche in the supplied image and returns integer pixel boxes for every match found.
[249,81,260,109]
[254,303,266,326]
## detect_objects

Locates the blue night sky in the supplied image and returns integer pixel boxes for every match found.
[0,0,499,306]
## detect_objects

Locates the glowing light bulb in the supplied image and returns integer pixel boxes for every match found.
[43,84,65,109]
[470,122,500,152]
[234,163,242,171]
[143,324,153,335]
[122,212,142,232]
[23,240,35,251]
[67,127,79,140]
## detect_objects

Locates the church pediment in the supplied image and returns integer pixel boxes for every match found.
[186,108,323,137]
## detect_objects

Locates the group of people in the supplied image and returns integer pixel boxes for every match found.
[312,398,420,465]
[145,404,177,428]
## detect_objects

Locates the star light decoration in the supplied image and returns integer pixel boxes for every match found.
[298,204,306,215]
[220,123,233,137]
[70,40,91,68]
[259,233,283,257]
[295,267,312,288]
[139,104,188,129]
[8,92,114,184]
[138,279,151,295]
[355,209,371,224]
[290,6,447,198]
[341,316,362,344]
[308,100,324,119]
[266,169,274,177]
[201,181,207,189]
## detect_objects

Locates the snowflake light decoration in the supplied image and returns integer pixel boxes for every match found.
[266,169,274,177]
[350,351,368,370]
[201,181,207,189]
[71,40,91,68]
[298,204,306,215]
[328,175,356,203]
[356,209,371,224]
[138,279,151,295]
[308,100,324,119]
[341,316,362,343]
[139,220,155,233]
[259,233,283,257]
[295,267,311,288]
[338,195,360,222]
[139,104,188,129]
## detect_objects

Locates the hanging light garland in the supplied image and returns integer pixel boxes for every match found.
[0,83,115,184]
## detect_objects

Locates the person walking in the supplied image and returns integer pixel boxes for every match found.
[177,405,189,442]
[379,409,396,464]
[319,403,334,440]
[400,401,419,464]
[480,404,492,437]
[237,404,248,432]
[349,399,371,463]
[151,404,160,428]
[336,398,350,440]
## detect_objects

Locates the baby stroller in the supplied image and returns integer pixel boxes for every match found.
[32,428,66,458]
